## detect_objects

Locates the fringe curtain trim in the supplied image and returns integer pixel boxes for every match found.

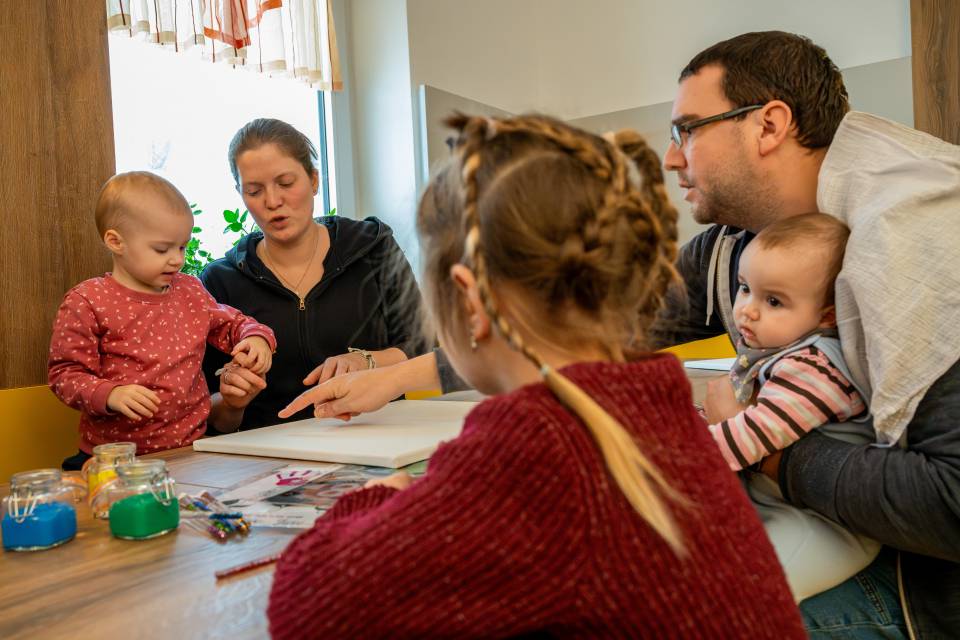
[105,0,342,91]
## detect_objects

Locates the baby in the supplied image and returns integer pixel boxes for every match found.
[49,171,275,465]
[704,212,879,602]
[705,212,867,468]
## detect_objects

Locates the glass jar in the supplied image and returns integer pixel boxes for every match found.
[2,469,83,551]
[106,460,180,540]
[83,442,136,519]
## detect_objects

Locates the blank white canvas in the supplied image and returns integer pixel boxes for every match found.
[683,358,736,372]
[193,400,476,468]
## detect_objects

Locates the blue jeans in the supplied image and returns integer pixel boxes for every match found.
[800,548,908,639]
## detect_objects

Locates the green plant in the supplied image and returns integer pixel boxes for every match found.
[181,205,259,276]
[223,208,259,247]
[182,204,213,277]
[181,204,335,277]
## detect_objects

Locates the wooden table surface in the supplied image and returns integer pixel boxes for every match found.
[0,368,721,639]
[0,449,299,639]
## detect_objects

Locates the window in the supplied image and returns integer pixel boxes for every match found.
[108,36,335,262]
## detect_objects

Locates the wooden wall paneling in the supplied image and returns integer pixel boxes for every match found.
[911,0,960,144]
[0,1,115,389]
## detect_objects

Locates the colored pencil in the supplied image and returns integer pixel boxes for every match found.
[215,553,282,580]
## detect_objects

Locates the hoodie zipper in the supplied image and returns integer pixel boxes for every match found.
[249,271,313,371]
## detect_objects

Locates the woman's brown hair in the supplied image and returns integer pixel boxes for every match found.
[227,118,318,186]
[417,113,688,554]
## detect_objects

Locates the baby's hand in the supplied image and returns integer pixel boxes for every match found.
[231,337,273,375]
[107,384,160,421]
[704,377,748,424]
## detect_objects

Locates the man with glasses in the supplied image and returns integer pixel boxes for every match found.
[654,31,960,639]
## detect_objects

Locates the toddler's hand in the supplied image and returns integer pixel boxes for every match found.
[107,384,160,421]
[232,336,273,375]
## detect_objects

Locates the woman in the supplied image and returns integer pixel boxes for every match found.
[201,118,426,431]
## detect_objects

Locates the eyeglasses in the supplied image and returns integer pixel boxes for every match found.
[670,105,763,148]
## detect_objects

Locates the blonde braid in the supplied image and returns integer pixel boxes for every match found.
[608,129,680,332]
[452,115,688,556]
[496,117,677,337]
[457,118,549,370]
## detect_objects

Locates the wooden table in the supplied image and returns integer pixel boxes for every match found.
[0,449,299,639]
[0,368,721,639]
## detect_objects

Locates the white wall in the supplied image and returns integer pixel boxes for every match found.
[340,0,913,260]
[338,0,420,266]
[408,0,912,119]
[406,1,542,115]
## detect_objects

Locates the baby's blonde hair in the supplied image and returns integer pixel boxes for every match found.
[418,113,688,555]
[94,171,191,237]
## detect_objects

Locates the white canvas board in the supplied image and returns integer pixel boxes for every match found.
[683,357,736,371]
[193,400,475,468]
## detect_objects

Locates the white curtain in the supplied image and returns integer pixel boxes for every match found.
[105,0,342,90]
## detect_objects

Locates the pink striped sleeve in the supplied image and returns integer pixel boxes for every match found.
[708,349,866,470]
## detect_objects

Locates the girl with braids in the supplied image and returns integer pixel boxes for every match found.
[268,115,804,639]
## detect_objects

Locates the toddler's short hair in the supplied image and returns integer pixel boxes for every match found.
[754,212,850,304]
[94,171,190,236]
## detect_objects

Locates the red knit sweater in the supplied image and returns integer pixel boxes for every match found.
[268,355,804,639]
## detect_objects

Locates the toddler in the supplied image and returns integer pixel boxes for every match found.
[49,172,275,464]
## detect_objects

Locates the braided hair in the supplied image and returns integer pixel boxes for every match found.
[417,113,687,554]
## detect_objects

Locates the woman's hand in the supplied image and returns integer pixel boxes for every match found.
[704,377,748,424]
[279,367,401,421]
[364,471,412,491]
[219,363,267,411]
[303,351,372,386]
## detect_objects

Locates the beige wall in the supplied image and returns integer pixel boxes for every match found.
[334,0,915,261]
[406,0,911,120]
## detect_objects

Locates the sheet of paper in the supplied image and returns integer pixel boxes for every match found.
[193,400,475,468]
[215,461,429,529]
[216,464,342,504]
[683,357,736,371]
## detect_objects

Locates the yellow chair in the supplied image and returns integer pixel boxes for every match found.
[659,333,735,360]
[0,337,733,476]
[406,334,735,400]
[0,386,79,479]
[405,388,443,400]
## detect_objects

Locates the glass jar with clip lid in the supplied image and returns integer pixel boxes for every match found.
[83,441,136,519]
[2,469,85,551]
[106,459,180,540]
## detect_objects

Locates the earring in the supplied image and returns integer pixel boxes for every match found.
[470,334,478,351]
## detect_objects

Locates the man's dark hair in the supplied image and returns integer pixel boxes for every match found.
[680,31,849,149]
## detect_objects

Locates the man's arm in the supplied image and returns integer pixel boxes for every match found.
[779,358,960,562]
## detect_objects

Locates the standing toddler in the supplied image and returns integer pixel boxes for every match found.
[49,172,275,463]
